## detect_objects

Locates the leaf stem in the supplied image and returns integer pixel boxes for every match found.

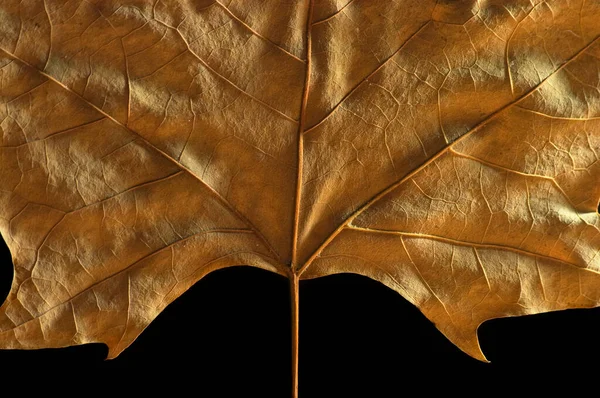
[290,272,300,398]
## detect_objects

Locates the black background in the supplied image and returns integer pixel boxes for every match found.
[1,231,600,395]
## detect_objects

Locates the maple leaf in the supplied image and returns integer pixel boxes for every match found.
[0,0,600,394]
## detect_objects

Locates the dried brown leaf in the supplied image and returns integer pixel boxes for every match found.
[0,0,599,392]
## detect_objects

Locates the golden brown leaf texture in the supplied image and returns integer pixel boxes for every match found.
[0,0,599,368]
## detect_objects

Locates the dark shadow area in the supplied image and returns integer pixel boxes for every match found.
[0,236,11,305]
[1,235,600,394]
[300,273,600,395]
[0,237,290,394]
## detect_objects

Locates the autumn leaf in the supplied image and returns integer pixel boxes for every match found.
[0,0,599,394]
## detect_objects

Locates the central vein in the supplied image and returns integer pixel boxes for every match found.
[291,0,315,269]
